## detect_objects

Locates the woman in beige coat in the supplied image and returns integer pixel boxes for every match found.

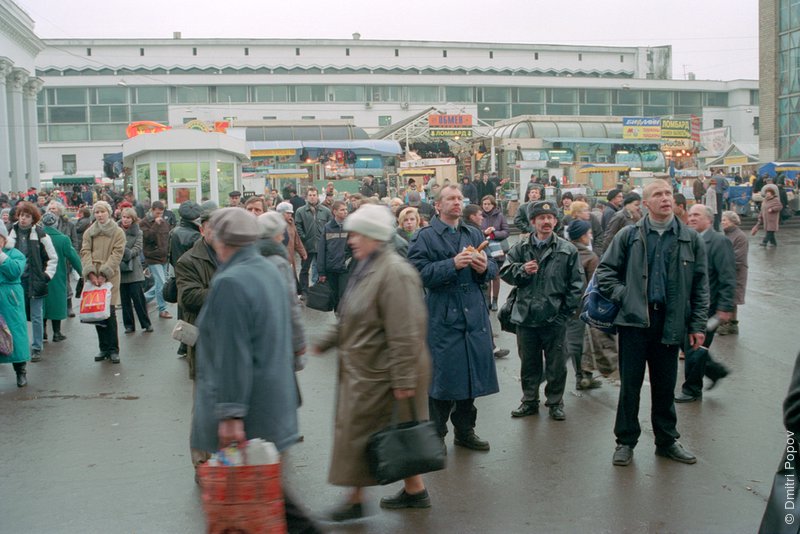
[80,201,126,363]
[314,204,432,522]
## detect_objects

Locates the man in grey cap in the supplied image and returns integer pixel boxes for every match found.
[190,207,317,532]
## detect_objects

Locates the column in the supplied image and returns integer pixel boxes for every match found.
[7,67,29,192]
[0,58,12,193]
[23,78,44,190]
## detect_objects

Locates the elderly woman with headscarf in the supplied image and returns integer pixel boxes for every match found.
[80,201,126,363]
[719,210,748,335]
[0,223,31,387]
[751,183,783,247]
[313,204,432,521]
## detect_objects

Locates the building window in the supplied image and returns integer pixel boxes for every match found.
[443,50,447,58]
[140,48,145,56]
[86,48,92,56]
[262,116,277,120]
[535,52,539,60]
[713,119,724,128]
[346,48,350,56]
[750,89,759,106]
[192,47,197,56]
[340,115,354,119]
[489,51,494,59]
[578,53,583,61]
[394,49,399,57]
[296,48,301,56]
[62,154,77,175]
[753,116,760,135]
[620,55,624,63]
[301,115,315,120]
[244,47,249,56]
[379,115,392,126]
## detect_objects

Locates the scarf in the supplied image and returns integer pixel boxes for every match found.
[84,218,119,239]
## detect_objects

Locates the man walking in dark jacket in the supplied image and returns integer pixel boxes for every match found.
[595,180,709,467]
[602,189,624,230]
[675,204,735,402]
[317,201,350,312]
[295,187,332,296]
[500,201,584,421]
[141,201,173,318]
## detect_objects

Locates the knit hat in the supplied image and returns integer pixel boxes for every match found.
[178,201,202,221]
[407,191,422,206]
[93,200,113,215]
[257,211,287,239]
[568,219,591,241]
[623,192,641,206]
[606,189,623,202]
[527,200,558,221]
[209,207,260,247]
[276,201,294,214]
[42,212,58,227]
[343,204,395,242]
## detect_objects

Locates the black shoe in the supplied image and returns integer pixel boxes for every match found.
[454,431,490,451]
[144,326,154,333]
[52,332,67,342]
[177,346,188,356]
[94,352,110,362]
[577,377,603,390]
[613,444,634,466]
[655,442,697,464]
[16,371,27,388]
[706,368,730,391]
[490,302,498,312]
[380,488,431,509]
[511,402,539,418]
[493,348,510,359]
[30,349,42,362]
[124,327,135,334]
[109,352,120,364]
[548,406,566,421]
[328,502,364,522]
[68,310,76,318]
[674,391,701,403]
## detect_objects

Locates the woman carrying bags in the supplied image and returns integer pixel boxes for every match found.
[0,223,31,387]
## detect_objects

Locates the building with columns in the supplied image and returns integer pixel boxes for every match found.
[0,0,45,193]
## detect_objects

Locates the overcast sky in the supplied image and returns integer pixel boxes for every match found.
[16,0,759,81]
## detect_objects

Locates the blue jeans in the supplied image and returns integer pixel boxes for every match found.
[144,263,167,312]
[30,296,44,351]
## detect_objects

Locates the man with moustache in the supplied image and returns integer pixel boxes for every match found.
[595,180,708,467]
[407,185,499,452]
[500,201,584,421]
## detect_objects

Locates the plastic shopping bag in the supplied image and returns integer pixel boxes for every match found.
[79,281,113,323]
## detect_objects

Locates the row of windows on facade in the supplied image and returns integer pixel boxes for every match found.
[83,46,625,62]
[36,85,737,107]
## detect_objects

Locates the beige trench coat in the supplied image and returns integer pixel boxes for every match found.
[80,223,126,306]
[317,245,431,487]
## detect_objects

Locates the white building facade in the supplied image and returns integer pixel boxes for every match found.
[0,0,45,192]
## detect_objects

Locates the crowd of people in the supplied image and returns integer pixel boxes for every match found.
[0,167,779,531]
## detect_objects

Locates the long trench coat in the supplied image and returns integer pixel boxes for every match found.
[43,226,82,320]
[407,217,499,401]
[80,222,126,306]
[317,245,431,487]
[0,247,30,364]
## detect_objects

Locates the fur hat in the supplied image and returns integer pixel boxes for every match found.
[343,204,395,242]
[527,200,559,221]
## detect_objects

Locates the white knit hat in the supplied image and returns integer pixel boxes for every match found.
[276,201,294,214]
[257,211,287,239]
[343,204,395,242]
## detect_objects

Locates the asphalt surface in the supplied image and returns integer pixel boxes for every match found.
[1,219,798,534]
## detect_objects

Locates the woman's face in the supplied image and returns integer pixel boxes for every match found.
[347,233,381,261]
[576,207,590,221]
[94,208,110,224]
[121,214,133,228]
[1,213,8,223]
[18,212,33,227]
[469,211,484,227]
[765,190,775,199]
[482,199,494,212]
[721,216,733,230]
[528,188,541,202]
[401,214,418,233]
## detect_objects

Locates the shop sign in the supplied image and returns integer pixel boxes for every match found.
[699,127,731,156]
[661,139,694,150]
[724,156,749,166]
[661,119,692,139]
[251,149,298,157]
[428,114,473,127]
[400,158,456,168]
[430,128,472,138]
[622,117,661,140]
[691,115,701,142]
[126,121,171,138]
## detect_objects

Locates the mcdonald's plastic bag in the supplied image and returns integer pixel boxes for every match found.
[79,281,113,323]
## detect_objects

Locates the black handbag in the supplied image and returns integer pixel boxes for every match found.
[759,446,800,533]
[366,399,446,485]
[119,258,134,273]
[498,287,518,334]
[162,275,178,304]
[305,281,333,312]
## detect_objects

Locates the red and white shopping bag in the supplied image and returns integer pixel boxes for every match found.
[79,281,113,323]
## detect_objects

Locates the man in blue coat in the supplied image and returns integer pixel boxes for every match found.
[408,185,499,452]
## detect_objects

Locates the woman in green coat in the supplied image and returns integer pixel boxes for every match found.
[41,213,82,342]
[0,223,31,387]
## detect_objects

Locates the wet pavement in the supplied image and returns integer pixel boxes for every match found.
[1,220,798,533]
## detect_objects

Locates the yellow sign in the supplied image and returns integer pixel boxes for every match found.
[429,128,473,138]
[723,156,748,166]
[251,149,298,157]
[661,119,692,139]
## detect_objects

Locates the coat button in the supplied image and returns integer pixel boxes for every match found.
[464,308,469,312]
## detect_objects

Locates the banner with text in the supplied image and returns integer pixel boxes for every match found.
[622,117,662,139]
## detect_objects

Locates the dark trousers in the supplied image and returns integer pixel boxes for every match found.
[615,307,680,448]
[763,231,777,245]
[95,306,119,354]
[298,253,316,293]
[682,330,728,397]
[120,281,151,330]
[564,315,590,381]
[429,397,477,438]
[516,323,568,407]
[326,272,347,313]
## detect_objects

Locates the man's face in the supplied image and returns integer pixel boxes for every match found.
[562,198,572,210]
[643,183,674,219]
[333,205,348,222]
[626,200,642,218]
[47,203,60,216]
[611,193,624,207]
[229,195,241,206]
[281,211,293,223]
[152,207,164,219]
[687,205,711,232]
[37,197,46,206]
[307,190,319,205]
[246,202,264,217]
[528,188,541,202]
[533,213,556,237]
[436,188,464,220]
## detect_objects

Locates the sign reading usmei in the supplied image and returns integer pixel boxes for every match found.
[428,114,473,127]
[622,117,661,139]
[661,119,692,139]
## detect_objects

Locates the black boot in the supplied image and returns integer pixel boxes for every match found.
[14,362,27,388]
[490,297,498,312]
